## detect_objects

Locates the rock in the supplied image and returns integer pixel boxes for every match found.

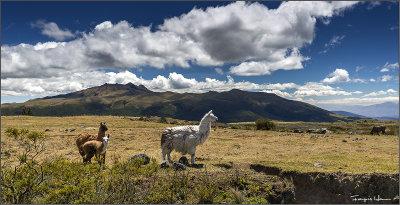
[44,129,50,132]
[69,129,76,132]
[348,132,353,135]
[189,164,204,168]
[159,160,169,168]
[345,136,350,138]
[131,154,150,165]
[124,116,137,121]
[314,163,323,167]
[307,128,327,134]
[293,129,303,133]
[81,126,86,128]
[310,135,317,139]
[179,156,189,166]
[342,139,347,142]
[352,138,359,141]
[172,162,186,171]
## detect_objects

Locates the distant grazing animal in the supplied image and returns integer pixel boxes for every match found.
[161,110,218,165]
[76,122,108,163]
[81,134,110,164]
[370,126,386,135]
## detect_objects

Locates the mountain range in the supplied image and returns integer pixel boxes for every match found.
[330,111,366,118]
[327,102,399,120]
[1,83,359,123]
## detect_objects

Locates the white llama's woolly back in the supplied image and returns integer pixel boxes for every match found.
[161,110,218,165]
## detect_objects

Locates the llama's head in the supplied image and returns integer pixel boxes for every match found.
[206,110,218,122]
[103,134,110,144]
[100,122,108,132]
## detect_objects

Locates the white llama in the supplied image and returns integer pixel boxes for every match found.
[161,110,218,165]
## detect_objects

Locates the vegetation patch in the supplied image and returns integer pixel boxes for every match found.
[1,127,294,204]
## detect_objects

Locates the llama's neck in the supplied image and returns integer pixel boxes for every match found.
[96,129,106,141]
[98,139,108,154]
[198,118,211,144]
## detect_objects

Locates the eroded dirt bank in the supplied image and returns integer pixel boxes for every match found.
[250,164,399,204]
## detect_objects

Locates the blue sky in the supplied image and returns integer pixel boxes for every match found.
[1,1,399,111]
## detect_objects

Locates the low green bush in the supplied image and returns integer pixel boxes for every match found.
[255,118,276,130]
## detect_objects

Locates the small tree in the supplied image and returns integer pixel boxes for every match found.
[255,118,275,130]
[159,117,168,124]
[21,107,33,116]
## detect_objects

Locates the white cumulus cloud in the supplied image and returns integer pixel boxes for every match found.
[352,78,366,83]
[1,70,301,96]
[380,75,394,82]
[2,1,360,80]
[321,68,351,83]
[229,48,308,76]
[31,20,75,41]
[293,82,352,97]
[363,89,397,97]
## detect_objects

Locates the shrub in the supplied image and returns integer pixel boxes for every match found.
[159,116,168,124]
[328,125,346,133]
[386,126,399,135]
[247,196,268,204]
[21,107,33,116]
[255,118,276,130]
[195,179,218,204]
[2,128,47,203]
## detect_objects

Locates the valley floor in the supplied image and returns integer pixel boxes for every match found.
[1,115,398,174]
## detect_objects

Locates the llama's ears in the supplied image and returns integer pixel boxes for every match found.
[208,110,213,114]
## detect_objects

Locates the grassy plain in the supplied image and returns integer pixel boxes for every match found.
[1,115,398,174]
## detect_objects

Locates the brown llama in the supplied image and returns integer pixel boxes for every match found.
[76,122,108,163]
[82,134,110,164]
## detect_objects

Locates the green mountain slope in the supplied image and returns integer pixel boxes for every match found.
[2,83,349,122]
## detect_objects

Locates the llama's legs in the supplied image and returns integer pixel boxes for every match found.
[84,153,94,163]
[79,147,85,157]
[162,150,172,162]
[190,154,195,165]
[189,148,196,165]
[100,153,106,165]
[162,150,166,161]
[167,153,172,162]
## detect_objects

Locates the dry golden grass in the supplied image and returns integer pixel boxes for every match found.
[1,115,398,174]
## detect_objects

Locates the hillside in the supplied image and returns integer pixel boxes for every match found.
[1,83,351,122]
